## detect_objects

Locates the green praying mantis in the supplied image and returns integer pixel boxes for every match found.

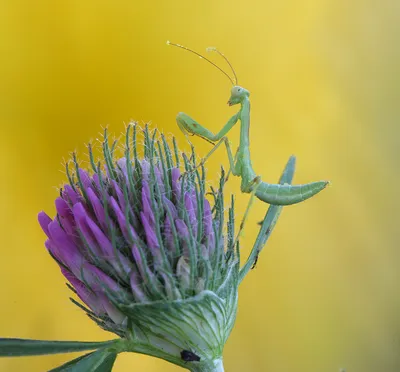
[167,41,328,208]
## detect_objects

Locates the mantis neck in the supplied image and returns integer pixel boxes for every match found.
[238,97,257,185]
[239,98,251,149]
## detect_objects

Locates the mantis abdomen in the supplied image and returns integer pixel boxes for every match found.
[255,180,328,205]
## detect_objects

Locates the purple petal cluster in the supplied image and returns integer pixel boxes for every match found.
[38,126,235,334]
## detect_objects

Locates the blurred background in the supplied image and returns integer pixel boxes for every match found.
[0,0,399,371]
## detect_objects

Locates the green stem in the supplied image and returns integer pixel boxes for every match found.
[188,358,224,372]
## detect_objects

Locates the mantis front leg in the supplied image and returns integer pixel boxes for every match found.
[176,111,239,144]
[176,111,240,174]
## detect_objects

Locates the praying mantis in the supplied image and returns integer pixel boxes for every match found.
[167,42,328,206]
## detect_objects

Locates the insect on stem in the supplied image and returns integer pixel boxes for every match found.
[169,41,329,207]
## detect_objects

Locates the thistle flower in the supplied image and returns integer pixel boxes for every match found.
[37,125,240,371]
[1,124,295,372]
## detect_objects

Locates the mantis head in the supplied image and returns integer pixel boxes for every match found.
[228,86,250,106]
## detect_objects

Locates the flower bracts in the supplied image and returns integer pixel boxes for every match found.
[37,125,239,367]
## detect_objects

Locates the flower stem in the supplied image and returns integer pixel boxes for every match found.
[188,358,224,372]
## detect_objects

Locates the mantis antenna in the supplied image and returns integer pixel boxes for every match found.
[206,47,238,85]
[167,41,235,85]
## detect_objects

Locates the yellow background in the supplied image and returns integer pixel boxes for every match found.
[0,1,399,371]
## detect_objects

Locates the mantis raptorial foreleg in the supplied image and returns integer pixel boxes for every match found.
[176,112,239,143]
[176,112,239,173]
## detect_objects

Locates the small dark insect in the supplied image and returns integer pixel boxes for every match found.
[180,350,201,362]
[251,251,260,269]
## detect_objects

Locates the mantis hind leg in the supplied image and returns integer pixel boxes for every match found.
[232,176,261,247]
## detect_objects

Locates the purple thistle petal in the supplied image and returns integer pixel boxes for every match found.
[131,243,147,280]
[163,196,178,218]
[55,197,76,236]
[185,192,198,239]
[154,165,165,196]
[130,271,149,302]
[84,213,132,276]
[175,219,190,257]
[116,158,129,185]
[163,216,174,251]
[140,212,162,266]
[92,173,101,192]
[82,263,121,292]
[47,220,86,279]
[141,159,150,181]
[78,169,92,194]
[189,188,198,215]
[140,212,159,249]
[109,196,138,243]
[85,216,114,258]
[86,188,108,231]
[110,180,139,229]
[72,203,102,257]
[62,268,106,316]
[45,239,63,263]
[175,219,189,239]
[62,185,81,206]
[141,180,155,227]
[163,195,178,251]
[203,199,215,255]
[38,212,52,238]
[111,180,126,211]
[171,168,181,202]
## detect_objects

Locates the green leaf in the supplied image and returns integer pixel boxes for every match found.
[49,349,118,372]
[48,353,92,371]
[95,352,118,372]
[278,155,296,185]
[0,338,119,357]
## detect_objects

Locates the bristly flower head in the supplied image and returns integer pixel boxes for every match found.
[38,124,239,371]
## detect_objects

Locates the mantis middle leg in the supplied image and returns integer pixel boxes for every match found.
[225,146,240,182]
